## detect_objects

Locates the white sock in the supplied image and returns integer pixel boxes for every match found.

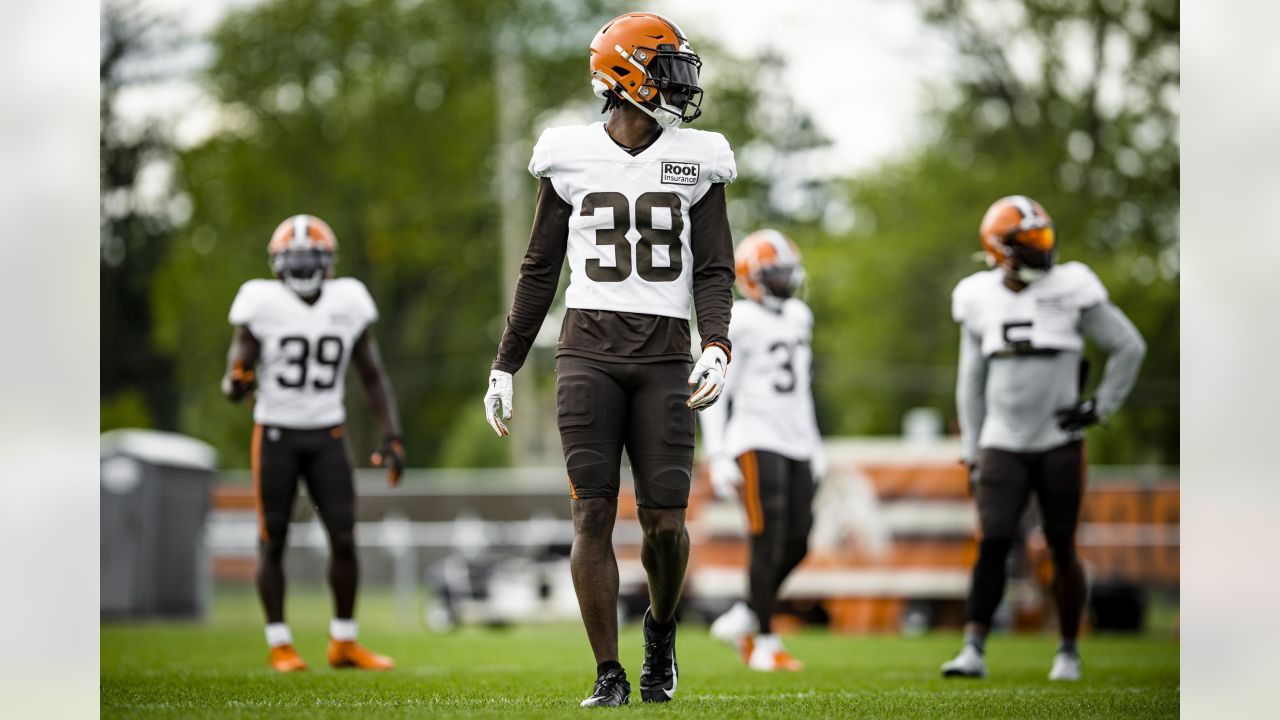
[754,633,781,654]
[265,623,292,648]
[330,618,357,641]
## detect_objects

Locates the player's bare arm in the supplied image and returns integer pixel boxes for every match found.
[352,329,405,486]
[221,325,260,402]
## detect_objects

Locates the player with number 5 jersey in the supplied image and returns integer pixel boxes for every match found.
[483,12,736,707]
[222,214,404,674]
[941,195,1146,682]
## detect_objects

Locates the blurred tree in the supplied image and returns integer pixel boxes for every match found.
[155,0,627,467]
[799,0,1179,463]
[101,1,185,431]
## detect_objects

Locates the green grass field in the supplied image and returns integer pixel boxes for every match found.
[102,586,1178,719]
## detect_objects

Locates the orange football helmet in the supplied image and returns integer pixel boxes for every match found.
[590,12,702,126]
[736,229,805,309]
[267,214,337,297]
[979,195,1056,283]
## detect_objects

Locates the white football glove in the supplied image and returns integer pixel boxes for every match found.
[687,345,729,410]
[484,369,513,437]
[811,446,828,485]
[709,457,743,500]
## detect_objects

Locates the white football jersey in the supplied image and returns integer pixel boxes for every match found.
[228,278,378,429]
[715,298,820,461]
[952,261,1108,358]
[529,122,736,319]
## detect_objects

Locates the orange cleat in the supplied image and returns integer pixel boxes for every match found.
[740,635,755,666]
[268,644,309,673]
[327,639,395,671]
[770,650,805,672]
[748,642,804,672]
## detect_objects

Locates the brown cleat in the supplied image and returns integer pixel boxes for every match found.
[268,644,309,673]
[327,639,395,671]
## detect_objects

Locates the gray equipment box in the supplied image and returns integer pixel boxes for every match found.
[101,430,217,619]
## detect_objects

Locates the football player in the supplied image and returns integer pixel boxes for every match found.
[222,214,405,673]
[482,12,736,707]
[941,196,1146,681]
[700,230,823,672]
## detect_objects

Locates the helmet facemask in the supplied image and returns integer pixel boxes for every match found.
[759,262,805,308]
[640,49,703,125]
[999,224,1056,284]
[272,248,334,299]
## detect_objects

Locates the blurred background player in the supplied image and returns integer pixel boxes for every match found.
[699,229,824,672]
[941,196,1147,681]
[222,214,406,672]
[482,12,737,707]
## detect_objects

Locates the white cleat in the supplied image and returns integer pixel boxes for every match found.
[1049,651,1082,681]
[709,602,758,661]
[941,644,988,679]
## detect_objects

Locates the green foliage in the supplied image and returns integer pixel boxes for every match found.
[795,0,1179,463]
[100,389,153,432]
[155,0,627,464]
[101,1,183,430]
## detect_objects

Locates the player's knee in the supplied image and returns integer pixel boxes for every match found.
[639,509,686,547]
[259,535,287,563]
[573,498,616,540]
[1046,537,1079,570]
[329,528,357,560]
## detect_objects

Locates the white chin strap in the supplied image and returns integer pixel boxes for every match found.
[651,99,683,126]
[1014,267,1047,284]
[621,90,681,126]
[285,273,323,297]
[595,75,682,126]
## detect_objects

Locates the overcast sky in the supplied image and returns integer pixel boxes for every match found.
[126,0,955,174]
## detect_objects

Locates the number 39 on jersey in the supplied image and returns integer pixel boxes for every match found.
[228,277,378,429]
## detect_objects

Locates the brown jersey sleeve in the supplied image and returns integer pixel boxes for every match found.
[492,177,571,374]
[689,182,735,352]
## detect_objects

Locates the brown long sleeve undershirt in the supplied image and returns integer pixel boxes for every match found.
[492,177,735,373]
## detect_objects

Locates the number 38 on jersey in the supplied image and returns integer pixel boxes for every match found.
[530,122,737,321]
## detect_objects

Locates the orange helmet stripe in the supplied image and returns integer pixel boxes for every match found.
[268,214,337,254]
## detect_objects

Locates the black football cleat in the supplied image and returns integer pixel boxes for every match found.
[580,668,630,708]
[640,607,678,703]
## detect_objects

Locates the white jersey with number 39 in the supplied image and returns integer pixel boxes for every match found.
[530,122,736,319]
[228,278,378,429]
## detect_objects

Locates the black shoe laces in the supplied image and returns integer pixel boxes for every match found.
[595,671,626,695]
[643,627,673,654]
